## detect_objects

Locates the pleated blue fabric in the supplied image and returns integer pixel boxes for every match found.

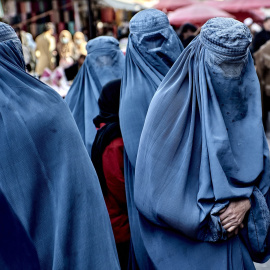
[135,17,270,269]
[0,23,120,270]
[65,36,125,155]
[119,9,184,268]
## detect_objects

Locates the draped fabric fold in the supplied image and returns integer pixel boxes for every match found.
[91,79,122,195]
[65,36,125,155]
[0,23,120,270]
[135,17,270,269]
[119,9,184,268]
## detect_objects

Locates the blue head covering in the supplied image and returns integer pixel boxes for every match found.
[0,23,120,269]
[120,9,183,167]
[119,9,184,268]
[135,18,270,269]
[65,36,125,155]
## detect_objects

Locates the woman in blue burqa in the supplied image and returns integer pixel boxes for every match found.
[65,36,125,155]
[135,17,270,269]
[0,23,120,269]
[119,9,184,269]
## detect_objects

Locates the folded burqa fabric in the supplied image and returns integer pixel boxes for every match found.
[135,17,270,269]
[0,23,120,269]
[65,36,125,155]
[119,9,184,269]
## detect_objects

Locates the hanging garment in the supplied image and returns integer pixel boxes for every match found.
[66,36,125,155]
[135,17,270,269]
[119,8,184,269]
[0,22,120,270]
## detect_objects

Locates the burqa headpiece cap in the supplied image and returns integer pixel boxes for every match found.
[86,36,120,54]
[200,17,252,56]
[0,22,20,43]
[129,9,169,34]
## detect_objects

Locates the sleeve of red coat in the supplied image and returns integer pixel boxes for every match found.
[102,138,126,205]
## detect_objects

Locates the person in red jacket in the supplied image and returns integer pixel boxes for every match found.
[91,79,130,269]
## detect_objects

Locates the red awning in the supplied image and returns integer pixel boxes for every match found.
[155,0,196,12]
[204,0,270,13]
[168,3,234,27]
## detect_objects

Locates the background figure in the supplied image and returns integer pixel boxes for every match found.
[64,54,86,82]
[135,17,270,269]
[73,31,87,61]
[254,40,270,130]
[0,22,120,270]
[119,9,184,269]
[20,30,36,73]
[64,31,88,82]
[35,22,56,76]
[244,18,262,54]
[40,67,70,98]
[253,17,270,54]
[243,17,262,37]
[65,36,125,156]
[92,79,130,270]
[57,30,74,68]
[178,23,198,48]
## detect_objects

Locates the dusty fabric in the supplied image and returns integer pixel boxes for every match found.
[135,17,270,269]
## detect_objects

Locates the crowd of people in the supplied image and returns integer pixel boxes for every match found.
[14,22,88,97]
[0,7,270,270]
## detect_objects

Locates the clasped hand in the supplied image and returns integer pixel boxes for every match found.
[219,199,251,238]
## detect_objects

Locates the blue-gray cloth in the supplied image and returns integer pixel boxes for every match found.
[65,36,125,155]
[135,17,270,269]
[119,9,184,269]
[0,23,120,270]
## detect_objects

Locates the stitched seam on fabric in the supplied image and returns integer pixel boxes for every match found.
[251,208,260,251]
[199,34,249,57]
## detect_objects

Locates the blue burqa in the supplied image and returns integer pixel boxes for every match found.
[135,18,270,269]
[119,9,184,269]
[0,23,120,269]
[65,36,125,155]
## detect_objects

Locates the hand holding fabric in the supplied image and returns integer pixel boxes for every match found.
[220,199,251,233]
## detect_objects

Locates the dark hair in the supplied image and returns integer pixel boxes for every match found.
[264,17,270,23]
[180,23,197,34]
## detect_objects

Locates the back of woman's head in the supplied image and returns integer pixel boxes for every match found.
[0,22,25,69]
[98,79,121,116]
[94,79,121,127]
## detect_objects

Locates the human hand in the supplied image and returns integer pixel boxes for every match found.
[219,199,251,234]
[226,223,245,238]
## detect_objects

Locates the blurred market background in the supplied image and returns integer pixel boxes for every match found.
[1,0,270,99]
[1,0,270,39]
